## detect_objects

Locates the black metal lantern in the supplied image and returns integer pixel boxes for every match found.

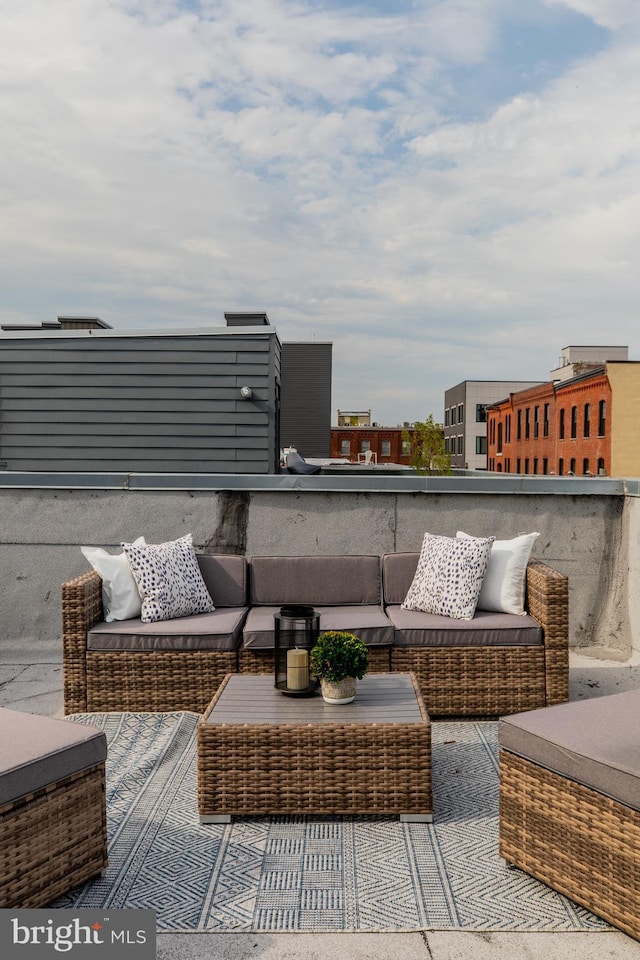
[274,604,320,697]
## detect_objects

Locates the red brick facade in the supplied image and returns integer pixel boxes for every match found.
[330,427,413,464]
[487,373,611,476]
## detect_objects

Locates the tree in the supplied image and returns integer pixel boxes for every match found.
[402,415,451,475]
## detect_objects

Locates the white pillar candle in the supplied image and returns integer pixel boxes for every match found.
[286,647,309,690]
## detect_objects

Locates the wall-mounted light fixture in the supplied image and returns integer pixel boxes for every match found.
[240,386,253,399]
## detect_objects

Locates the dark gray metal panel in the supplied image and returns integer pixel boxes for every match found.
[280,342,332,458]
[0,332,278,474]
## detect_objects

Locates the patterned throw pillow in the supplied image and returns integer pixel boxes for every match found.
[401,533,495,620]
[122,534,215,623]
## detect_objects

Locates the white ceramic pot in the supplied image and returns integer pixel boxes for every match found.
[321,677,356,704]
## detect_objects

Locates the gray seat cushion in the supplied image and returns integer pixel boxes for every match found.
[243,604,393,649]
[0,708,107,806]
[499,688,640,811]
[386,605,543,647]
[88,607,248,652]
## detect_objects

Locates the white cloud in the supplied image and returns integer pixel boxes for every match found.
[544,0,640,30]
[1,0,639,424]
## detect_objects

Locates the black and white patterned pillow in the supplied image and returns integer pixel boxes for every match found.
[401,533,495,620]
[122,534,215,623]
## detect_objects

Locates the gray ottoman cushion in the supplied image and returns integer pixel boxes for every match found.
[499,688,640,811]
[0,708,107,806]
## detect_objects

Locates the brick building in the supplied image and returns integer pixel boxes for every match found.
[487,361,640,477]
[330,426,413,464]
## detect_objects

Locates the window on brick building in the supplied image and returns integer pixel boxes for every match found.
[505,414,511,443]
[559,408,565,439]
[571,406,577,439]
[534,406,539,438]
[360,439,370,453]
[340,439,351,456]
[402,439,410,456]
[476,436,487,455]
[524,458,529,474]
[525,408,530,439]
[381,439,391,457]
[570,458,576,475]
[517,409,522,440]
[516,458,521,473]
[505,458,510,472]
[533,458,538,474]
[497,423,503,453]
[584,403,590,438]
[558,458,564,475]
[598,400,606,436]
[583,458,590,475]
[598,457,605,476]
[543,458,548,475]
[543,403,549,437]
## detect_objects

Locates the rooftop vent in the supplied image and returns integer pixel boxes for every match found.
[224,312,270,326]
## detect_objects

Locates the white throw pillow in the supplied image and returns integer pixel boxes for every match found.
[80,537,146,622]
[122,533,215,623]
[401,533,495,620]
[457,531,540,615]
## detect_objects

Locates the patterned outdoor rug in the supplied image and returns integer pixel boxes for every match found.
[53,712,610,933]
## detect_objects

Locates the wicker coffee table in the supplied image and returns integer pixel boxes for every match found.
[197,672,431,823]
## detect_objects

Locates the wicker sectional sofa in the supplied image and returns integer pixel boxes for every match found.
[62,551,569,717]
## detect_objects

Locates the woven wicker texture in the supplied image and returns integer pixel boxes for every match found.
[62,570,104,713]
[0,763,107,908]
[499,750,640,941]
[238,644,391,676]
[198,673,431,818]
[86,650,238,713]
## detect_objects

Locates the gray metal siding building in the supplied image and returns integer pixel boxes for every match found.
[280,342,332,459]
[0,327,281,474]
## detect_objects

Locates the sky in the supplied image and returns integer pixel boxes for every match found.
[2,0,640,426]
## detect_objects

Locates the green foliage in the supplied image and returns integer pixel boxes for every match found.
[310,631,369,682]
[402,414,451,475]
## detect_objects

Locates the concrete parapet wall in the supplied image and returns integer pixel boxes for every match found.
[0,479,636,659]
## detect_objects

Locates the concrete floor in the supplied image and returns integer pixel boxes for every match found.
[1,649,639,960]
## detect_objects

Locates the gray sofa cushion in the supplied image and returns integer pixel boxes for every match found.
[0,708,107,806]
[499,688,640,811]
[382,552,421,604]
[196,554,248,607]
[250,555,382,606]
[88,608,248,652]
[243,604,393,649]
[386,606,543,647]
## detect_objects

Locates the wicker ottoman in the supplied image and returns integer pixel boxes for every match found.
[0,708,108,908]
[499,689,640,940]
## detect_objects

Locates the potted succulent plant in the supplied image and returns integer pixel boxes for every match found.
[310,630,369,704]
